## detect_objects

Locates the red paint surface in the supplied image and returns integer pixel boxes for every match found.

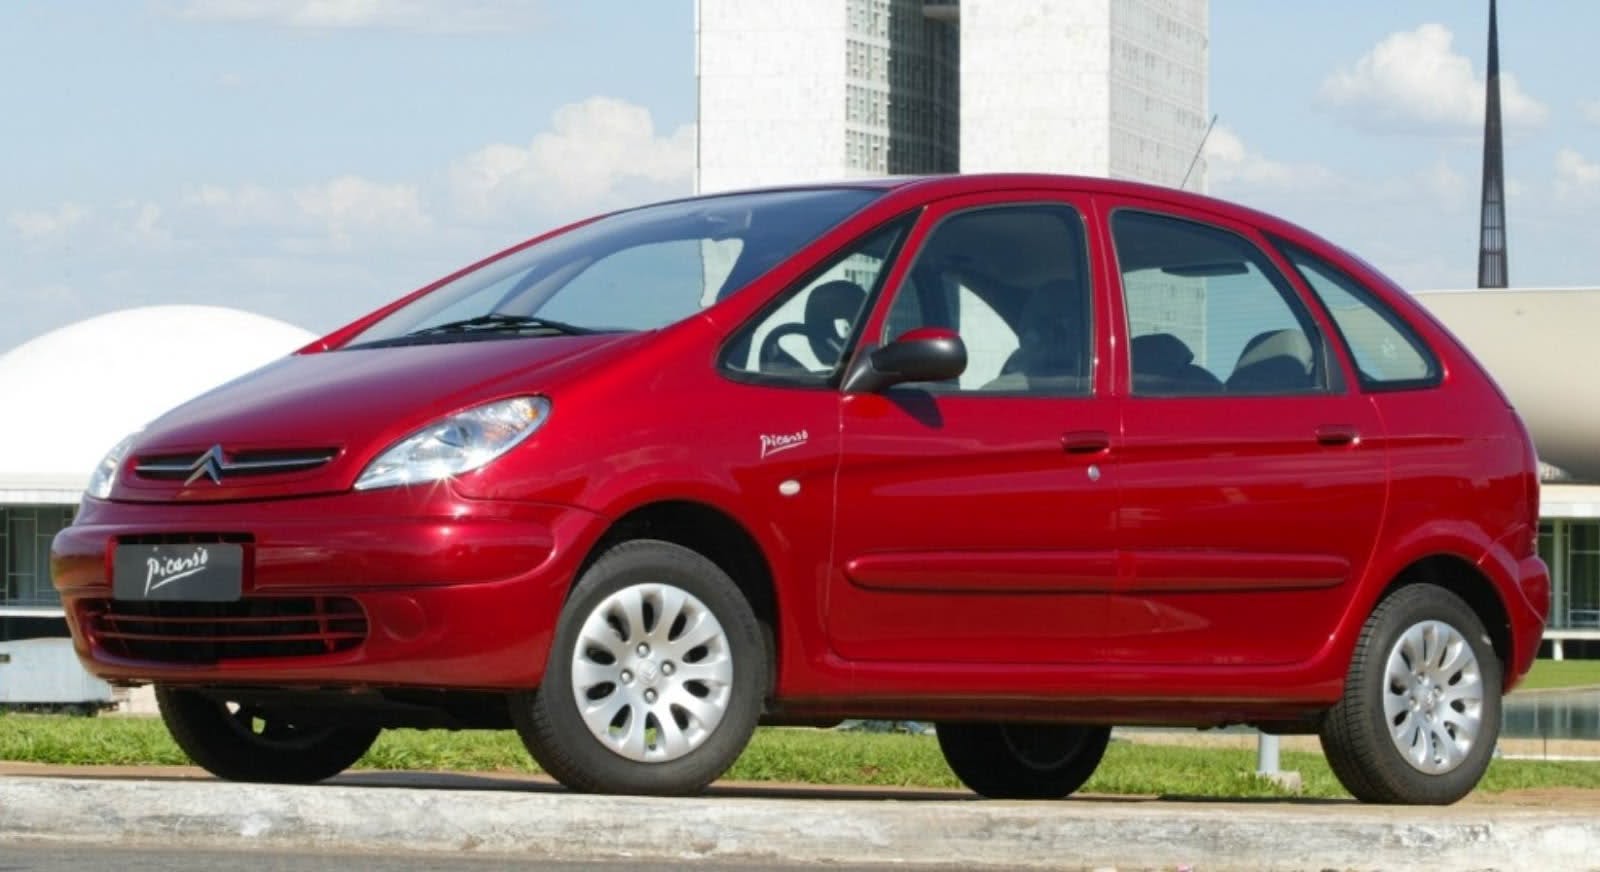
[53,174,1548,725]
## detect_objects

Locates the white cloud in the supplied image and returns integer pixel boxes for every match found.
[118,202,178,248]
[1555,148,1600,195]
[1198,127,1502,290]
[293,176,431,243]
[169,0,542,34]
[1420,158,1468,201]
[1319,24,1548,133]
[1582,99,1600,125]
[1202,125,1334,189]
[31,97,677,256]
[449,97,694,222]
[1,95,689,352]
[7,202,90,240]
[185,176,430,249]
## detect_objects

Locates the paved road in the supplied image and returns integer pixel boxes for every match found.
[0,842,962,872]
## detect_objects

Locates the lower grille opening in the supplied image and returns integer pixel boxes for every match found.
[83,597,367,664]
[118,533,252,546]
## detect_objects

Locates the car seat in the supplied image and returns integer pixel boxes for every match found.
[986,279,1088,393]
[803,279,868,367]
[1226,329,1314,394]
[1129,333,1223,395]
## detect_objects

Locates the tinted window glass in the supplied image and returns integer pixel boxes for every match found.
[1277,240,1440,389]
[721,220,908,384]
[879,204,1093,395]
[1112,211,1327,397]
[345,188,881,348]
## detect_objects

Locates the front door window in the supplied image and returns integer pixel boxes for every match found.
[879,204,1094,396]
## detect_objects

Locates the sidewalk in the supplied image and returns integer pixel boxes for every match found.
[4,764,1600,869]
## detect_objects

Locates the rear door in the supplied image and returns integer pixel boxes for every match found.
[828,191,1119,664]
[1104,200,1387,667]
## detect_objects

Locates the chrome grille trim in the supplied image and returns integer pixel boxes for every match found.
[134,448,338,481]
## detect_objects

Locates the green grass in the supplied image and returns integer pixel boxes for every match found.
[1519,659,1600,692]
[3,714,1598,799]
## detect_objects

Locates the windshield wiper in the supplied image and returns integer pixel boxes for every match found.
[409,314,599,337]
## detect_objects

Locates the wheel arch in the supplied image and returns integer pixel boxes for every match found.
[575,500,780,679]
[1377,554,1513,688]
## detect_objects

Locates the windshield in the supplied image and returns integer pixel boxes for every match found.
[344,188,884,349]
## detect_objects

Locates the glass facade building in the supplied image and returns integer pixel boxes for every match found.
[1540,520,1600,631]
[0,505,74,643]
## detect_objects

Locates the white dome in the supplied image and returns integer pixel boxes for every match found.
[1416,287,1600,482]
[0,306,317,496]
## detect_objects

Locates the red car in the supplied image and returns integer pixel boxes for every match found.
[53,175,1548,804]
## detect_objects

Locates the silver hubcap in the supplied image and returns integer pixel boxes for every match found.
[570,583,734,763]
[1383,619,1484,775]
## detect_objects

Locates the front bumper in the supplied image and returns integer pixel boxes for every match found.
[51,485,605,690]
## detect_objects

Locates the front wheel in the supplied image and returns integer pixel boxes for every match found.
[155,686,379,784]
[936,722,1110,799]
[1320,583,1502,804]
[512,539,768,795]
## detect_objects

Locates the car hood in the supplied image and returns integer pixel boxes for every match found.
[112,333,637,502]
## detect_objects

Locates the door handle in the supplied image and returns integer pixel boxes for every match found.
[1061,430,1111,454]
[1315,425,1360,446]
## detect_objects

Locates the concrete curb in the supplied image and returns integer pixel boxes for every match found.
[3,776,1600,870]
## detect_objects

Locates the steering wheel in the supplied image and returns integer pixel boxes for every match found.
[757,324,810,372]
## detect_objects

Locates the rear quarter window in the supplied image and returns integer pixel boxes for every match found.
[1275,239,1442,391]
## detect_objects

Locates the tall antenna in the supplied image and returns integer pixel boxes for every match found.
[1180,114,1219,191]
[1477,0,1508,288]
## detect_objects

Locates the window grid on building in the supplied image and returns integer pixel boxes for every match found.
[842,0,957,175]
[1108,0,1209,187]
[1539,519,1600,630]
[2,506,74,608]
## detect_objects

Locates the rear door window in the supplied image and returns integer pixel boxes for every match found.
[1111,210,1330,397]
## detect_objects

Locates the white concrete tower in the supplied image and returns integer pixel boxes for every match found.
[960,0,1208,189]
[697,0,1207,193]
[696,0,959,193]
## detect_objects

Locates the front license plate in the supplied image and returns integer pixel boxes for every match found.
[113,543,244,602]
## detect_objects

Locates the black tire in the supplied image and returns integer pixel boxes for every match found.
[155,686,379,784]
[1320,583,1502,805]
[936,722,1111,799]
[512,539,768,795]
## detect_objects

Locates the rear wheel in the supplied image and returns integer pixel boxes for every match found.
[513,540,767,795]
[155,686,378,784]
[936,722,1110,799]
[1320,583,1501,804]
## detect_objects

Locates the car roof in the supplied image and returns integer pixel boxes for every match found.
[709,173,1315,242]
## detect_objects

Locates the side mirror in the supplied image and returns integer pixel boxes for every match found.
[842,327,967,394]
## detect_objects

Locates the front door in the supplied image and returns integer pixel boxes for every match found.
[1104,202,1388,667]
[829,193,1119,664]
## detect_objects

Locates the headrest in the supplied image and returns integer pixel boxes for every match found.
[805,280,866,327]
[1131,333,1194,371]
[804,279,867,364]
[1235,329,1313,372]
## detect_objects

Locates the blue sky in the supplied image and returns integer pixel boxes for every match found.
[3,1,1597,353]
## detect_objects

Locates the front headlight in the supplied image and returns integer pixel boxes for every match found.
[86,434,138,500]
[354,396,551,491]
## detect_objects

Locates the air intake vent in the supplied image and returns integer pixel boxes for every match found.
[82,597,367,663]
[118,533,252,546]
